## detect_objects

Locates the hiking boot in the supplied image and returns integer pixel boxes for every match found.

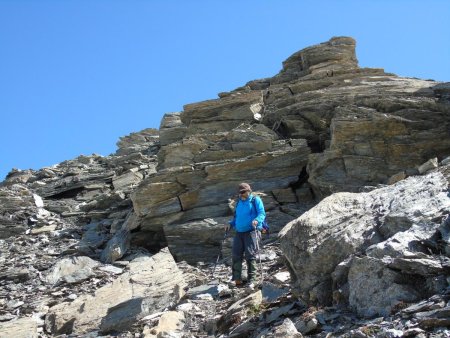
[234,280,243,287]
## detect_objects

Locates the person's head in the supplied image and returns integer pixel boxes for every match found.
[238,182,252,200]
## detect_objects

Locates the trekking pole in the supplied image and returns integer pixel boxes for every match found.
[255,230,263,285]
[212,229,228,278]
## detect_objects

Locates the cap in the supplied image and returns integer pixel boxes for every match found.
[238,182,252,193]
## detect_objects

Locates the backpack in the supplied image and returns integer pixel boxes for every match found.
[251,197,269,234]
[234,196,269,234]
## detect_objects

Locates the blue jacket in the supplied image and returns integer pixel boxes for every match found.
[229,194,266,232]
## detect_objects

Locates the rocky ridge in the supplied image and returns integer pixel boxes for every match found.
[1,36,450,337]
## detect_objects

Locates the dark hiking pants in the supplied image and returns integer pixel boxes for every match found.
[232,231,258,282]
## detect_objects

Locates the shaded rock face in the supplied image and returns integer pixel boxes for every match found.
[279,169,450,317]
[132,125,311,263]
[308,100,450,198]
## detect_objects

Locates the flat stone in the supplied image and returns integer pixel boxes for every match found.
[97,265,124,275]
[112,170,143,192]
[265,302,295,323]
[6,300,24,309]
[261,282,290,303]
[146,311,185,337]
[273,271,291,283]
[31,224,57,234]
[0,317,39,338]
[186,282,230,299]
[0,314,16,322]
[44,256,99,285]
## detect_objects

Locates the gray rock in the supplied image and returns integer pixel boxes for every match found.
[279,172,450,305]
[439,214,450,256]
[418,158,438,174]
[186,282,230,299]
[348,256,420,317]
[265,302,295,323]
[101,296,175,333]
[97,265,123,275]
[159,113,188,146]
[366,224,438,259]
[306,92,450,197]
[387,171,407,185]
[386,257,444,276]
[218,290,262,334]
[100,228,130,263]
[163,217,230,264]
[115,128,160,156]
[0,317,39,338]
[44,256,99,285]
[401,300,440,315]
[6,299,24,309]
[78,222,108,253]
[228,320,258,338]
[261,282,290,303]
[441,156,450,166]
[142,311,186,337]
[45,248,186,335]
[414,306,450,328]
[271,318,303,337]
[295,316,319,335]
[112,170,143,192]
[403,328,426,337]
[0,268,31,283]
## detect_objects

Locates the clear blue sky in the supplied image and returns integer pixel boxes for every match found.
[1,1,449,181]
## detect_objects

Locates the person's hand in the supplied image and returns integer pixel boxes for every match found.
[252,220,258,228]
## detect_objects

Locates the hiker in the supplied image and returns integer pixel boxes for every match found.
[225,182,266,288]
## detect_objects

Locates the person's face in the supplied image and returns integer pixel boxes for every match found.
[239,191,250,200]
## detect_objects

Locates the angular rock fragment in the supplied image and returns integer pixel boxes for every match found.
[100,228,130,263]
[44,256,99,285]
[45,248,186,335]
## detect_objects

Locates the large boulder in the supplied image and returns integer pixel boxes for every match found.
[45,248,186,335]
[279,171,450,313]
[347,256,421,317]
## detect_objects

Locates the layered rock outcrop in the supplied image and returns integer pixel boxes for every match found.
[3,36,449,264]
[125,36,449,263]
[1,36,450,336]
